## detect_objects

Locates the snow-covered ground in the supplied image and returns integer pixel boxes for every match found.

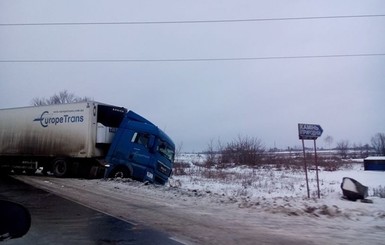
[16,154,385,244]
[170,154,385,221]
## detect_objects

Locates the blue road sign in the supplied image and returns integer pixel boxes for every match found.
[298,123,323,140]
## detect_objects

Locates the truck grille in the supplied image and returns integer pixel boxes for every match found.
[157,161,171,176]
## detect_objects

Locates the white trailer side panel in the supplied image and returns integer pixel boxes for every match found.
[0,102,100,158]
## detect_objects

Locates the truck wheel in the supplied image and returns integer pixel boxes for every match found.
[110,167,130,179]
[53,159,68,177]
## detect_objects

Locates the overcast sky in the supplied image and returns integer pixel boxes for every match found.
[1,1,384,152]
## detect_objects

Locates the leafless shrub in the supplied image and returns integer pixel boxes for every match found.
[235,187,250,197]
[336,140,350,159]
[204,139,220,168]
[172,162,190,176]
[220,135,265,167]
[319,157,345,171]
[264,153,303,171]
[373,186,385,198]
[201,136,354,172]
[201,168,233,181]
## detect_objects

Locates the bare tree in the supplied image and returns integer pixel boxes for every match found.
[32,90,92,106]
[356,143,371,158]
[336,140,350,159]
[371,133,385,156]
[174,141,184,161]
[204,139,217,167]
[202,138,225,167]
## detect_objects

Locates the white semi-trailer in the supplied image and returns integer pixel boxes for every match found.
[0,102,175,184]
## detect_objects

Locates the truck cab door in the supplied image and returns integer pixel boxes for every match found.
[128,132,152,177]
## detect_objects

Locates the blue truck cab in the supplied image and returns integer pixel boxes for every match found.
[104,111,175,185]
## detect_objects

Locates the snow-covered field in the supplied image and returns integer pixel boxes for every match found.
[16,154,385,244]
[170,154,385,221]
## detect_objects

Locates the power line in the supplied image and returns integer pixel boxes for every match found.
[1,53,384,63]
[1,14,384,26]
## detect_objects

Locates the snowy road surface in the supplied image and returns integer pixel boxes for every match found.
[0,175,182,245]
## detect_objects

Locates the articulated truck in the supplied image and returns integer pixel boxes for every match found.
[0,101,175,184]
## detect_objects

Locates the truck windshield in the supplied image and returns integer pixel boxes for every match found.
[158,140,175,162]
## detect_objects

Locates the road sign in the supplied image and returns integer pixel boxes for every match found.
[298,123,323,198]
[298,123,323,140]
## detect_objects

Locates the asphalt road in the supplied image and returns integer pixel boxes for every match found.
[0,175,183,245]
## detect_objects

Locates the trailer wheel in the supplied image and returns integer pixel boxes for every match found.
[53,159,68,177]
[110,167,130,179]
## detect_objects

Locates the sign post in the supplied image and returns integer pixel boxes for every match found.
[313,139,320,198]
[298,123,323,198]
[301,139,310,198]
